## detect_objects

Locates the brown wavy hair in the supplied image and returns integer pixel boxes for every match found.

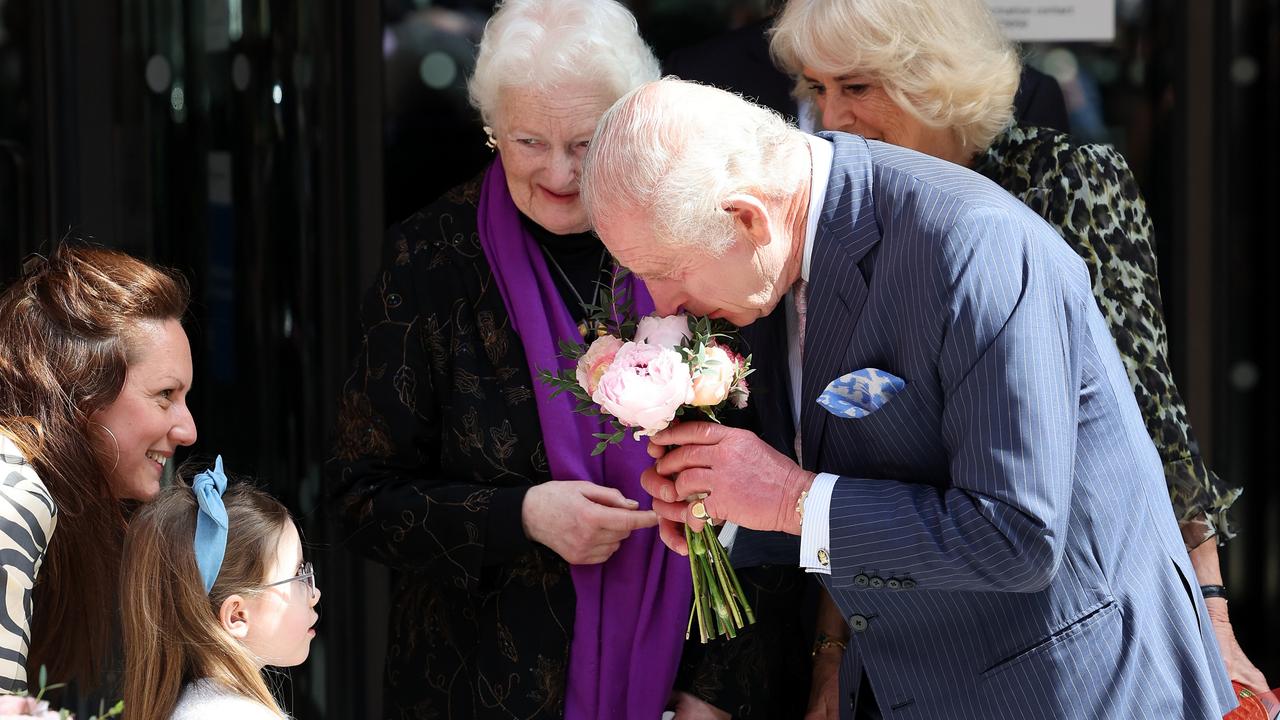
[0,241,189,687]
[121,477,292,718]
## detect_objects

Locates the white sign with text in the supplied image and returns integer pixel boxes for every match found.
[987,0,1116,41]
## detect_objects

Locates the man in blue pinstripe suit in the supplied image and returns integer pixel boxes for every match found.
[581,80,1236,719]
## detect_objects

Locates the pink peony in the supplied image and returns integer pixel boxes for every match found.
[575,335,625,395]
[633,315,691,348]
[591,342,693,435]
[690,345,738,407]
[0,695,60,719]
[0,697,33,714]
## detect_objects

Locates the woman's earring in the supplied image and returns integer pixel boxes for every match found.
[483,126,498,151]
[89,421,120,475]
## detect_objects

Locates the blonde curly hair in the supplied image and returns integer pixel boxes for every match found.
[770,0,1021,153]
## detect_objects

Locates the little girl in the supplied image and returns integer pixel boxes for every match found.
[120,457,320,719]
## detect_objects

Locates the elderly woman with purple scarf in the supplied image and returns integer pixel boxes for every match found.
[329,1,694,717]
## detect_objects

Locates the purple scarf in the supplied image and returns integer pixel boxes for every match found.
[477,158,691,720]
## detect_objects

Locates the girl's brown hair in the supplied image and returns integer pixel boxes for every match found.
[121,478,292,719]
[0,241,189,686]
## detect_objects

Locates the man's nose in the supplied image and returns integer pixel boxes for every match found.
[644,279,684,316]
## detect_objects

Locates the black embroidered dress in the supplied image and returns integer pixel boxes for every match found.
[331,176,604,718]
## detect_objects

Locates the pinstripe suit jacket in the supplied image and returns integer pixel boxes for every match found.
[760,133,1235,719]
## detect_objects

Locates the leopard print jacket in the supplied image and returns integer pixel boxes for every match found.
[972,123,1241,548]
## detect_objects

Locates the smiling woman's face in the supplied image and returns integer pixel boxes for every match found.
[90,318,197,501]
[493,83,616,235]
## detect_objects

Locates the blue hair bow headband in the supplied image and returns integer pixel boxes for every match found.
[192,455,229,594]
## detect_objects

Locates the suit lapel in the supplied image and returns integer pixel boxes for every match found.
[800,134,881,469]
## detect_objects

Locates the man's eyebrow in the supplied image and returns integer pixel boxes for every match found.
[636,262,685,282]
[634,267,672,281]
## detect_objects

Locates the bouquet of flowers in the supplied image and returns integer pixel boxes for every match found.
[540,270,756,643]
[0,667,123,720]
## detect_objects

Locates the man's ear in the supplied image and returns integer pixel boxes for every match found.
[219,594,251,639]
[723,193,772,249]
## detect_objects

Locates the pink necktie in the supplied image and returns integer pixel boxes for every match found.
[793,279,809,357]
[792,279,808,463]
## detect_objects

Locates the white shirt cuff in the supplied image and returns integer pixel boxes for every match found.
[799,473,839,574]
[717,521,739,554]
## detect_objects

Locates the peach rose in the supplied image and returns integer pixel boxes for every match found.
[576,335,625,395]
[690,345,738,407]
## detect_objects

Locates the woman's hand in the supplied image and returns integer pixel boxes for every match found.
[807,591,848,720]
[522,481,658,565]
[1188,537,1271,694]
[1206,598,1270,694]
[805,650,842,720]
[667,691,731,720]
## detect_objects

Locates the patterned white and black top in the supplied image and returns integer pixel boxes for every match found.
[0,434,57,693]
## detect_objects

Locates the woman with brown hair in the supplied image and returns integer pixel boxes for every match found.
[0,242,197,693]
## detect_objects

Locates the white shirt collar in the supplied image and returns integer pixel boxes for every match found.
[801,134,833,283]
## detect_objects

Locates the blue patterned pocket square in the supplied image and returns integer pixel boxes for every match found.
[816,368,907,419]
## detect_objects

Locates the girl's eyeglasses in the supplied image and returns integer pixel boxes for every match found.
[263,560,317,597]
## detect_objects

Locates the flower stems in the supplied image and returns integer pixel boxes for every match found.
[684,524,755,643]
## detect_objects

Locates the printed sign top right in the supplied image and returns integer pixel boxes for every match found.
[988,0,1116,42]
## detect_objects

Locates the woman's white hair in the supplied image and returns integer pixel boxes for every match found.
[581,79,806,255]
[770,0,1021,153]
[467,0,660,129]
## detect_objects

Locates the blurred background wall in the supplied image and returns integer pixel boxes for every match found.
[0,1,1275,716]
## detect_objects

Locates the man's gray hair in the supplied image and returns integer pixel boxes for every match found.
[581,79,805,254]
[467,0,659,130]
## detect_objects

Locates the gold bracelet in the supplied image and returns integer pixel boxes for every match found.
[811,632,848,657]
